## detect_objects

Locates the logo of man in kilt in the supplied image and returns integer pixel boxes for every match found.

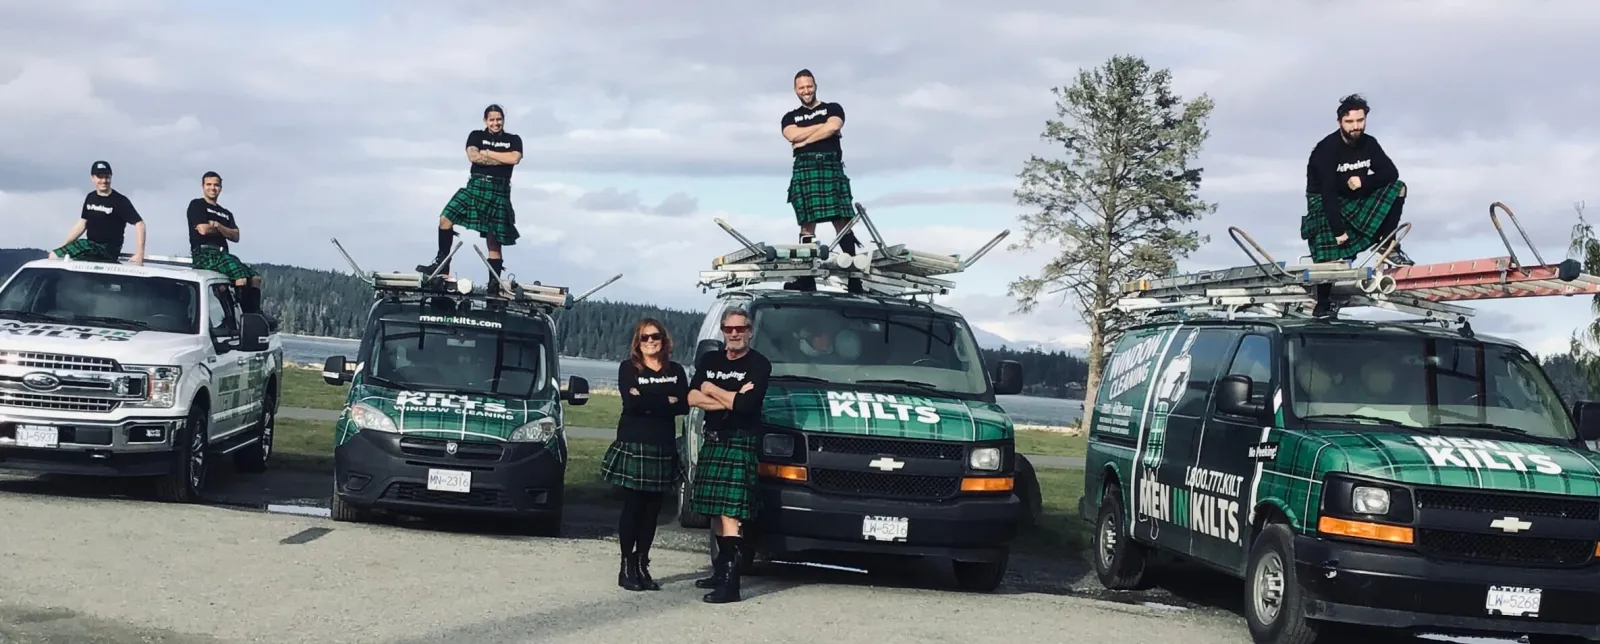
[1302,93,1414,317]
[1142,339,1194,470]
[781,69,864,294]
[418,104,523,294]
[52,160,146,265]
[186,171,265,314]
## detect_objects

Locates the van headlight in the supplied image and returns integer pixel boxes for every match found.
[970,446,1001,471]
[762,433,795,457]
[510,417,558,443]
[123,365,181,408]
[349,402,398,433]
[1352,486,1391,514]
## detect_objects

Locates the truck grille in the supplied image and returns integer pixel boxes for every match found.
[0,351,118,373]
[808,469,960,501]
[809,435,964,461]
[0,391,118,413]
[1415,529,1595,568]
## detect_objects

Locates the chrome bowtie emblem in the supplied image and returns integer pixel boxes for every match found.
[868,457,904,472]
[1489,516,1531,533]
[445,441,459,455]
[21,372,61,392]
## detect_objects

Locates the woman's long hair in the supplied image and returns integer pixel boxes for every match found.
[629,317,673,371]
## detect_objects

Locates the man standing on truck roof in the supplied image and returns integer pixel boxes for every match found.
[686,307,772,604]
[51,161,145,265]
[781,69,864,294]
[1302,93,1413,316]
[417,104,523,295]
[186,171,265,314]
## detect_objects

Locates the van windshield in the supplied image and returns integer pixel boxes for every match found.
[367,320,548,399]
[1287,333,1577,441]
[747,301,990,396]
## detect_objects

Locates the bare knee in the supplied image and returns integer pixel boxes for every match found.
[250,276,263,288]
[234,279,248,287]
[438,216,453,229]
[1399,185,1406,197]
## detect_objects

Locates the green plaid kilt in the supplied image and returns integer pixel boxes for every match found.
[441,173,520,246]
[1301,180,1406,263]
[191,245,258,281]
[787,151,854,225]
[600,440,683,492]
[53,238,120,262]
[690,434,760,520]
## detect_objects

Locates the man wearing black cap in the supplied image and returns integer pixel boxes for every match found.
[52,161,145,265]
[187,171,265,313]
[416,104,523,295]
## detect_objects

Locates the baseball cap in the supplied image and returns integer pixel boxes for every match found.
[90,160,112,176]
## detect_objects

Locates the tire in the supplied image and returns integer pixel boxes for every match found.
[152,404,208,503]
[329,485,371,523]
[1092,482,1154,590]
[1243,523,1323,644]
[1014,454,1043,528]
[953,552,1009,592]
[233,383,275,473]
[518,486,564,537]
[676,440,710,529]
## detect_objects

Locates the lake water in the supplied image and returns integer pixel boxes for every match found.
[280,334,1084,427]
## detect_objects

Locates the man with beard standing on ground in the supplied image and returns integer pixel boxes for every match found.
[52,161,146,265]
[1301,93,1413,317]
[417,104,523,295]
[781,69,864,294]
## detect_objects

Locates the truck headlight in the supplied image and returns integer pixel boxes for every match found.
[123,365,181,408]
[762,433,795,457]
[349,402,398,433]
[509,417,557,443]
[970,446,1001,471]
[1352,486,1391,514]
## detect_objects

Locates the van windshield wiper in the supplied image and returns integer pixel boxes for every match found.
[770,374,830,385]
[1300,413,1408,427]
[856,379,939,391]
[1434,422,1569,447]
[0,310,69,323]
[68,315,151,331]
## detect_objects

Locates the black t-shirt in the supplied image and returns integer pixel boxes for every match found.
[467,129,523,180]
[615,359,690,445]
[80,190,141,246]
[690,349,772,439]
[186,198,237,252]
[782,101,845,157]
[1305,130,1400,236]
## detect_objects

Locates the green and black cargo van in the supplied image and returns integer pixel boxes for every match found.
[1081,316,1600,643]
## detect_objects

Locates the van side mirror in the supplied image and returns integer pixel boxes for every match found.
[563,375,590,406]
[992,359,1024,396]
[238,313,269,352]
[322,355,351,386]
[1216,374,1266,418]
[1572,401,1600,441]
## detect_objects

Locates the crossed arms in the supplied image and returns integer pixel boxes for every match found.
[688,380,753,411]
[195,220,240,242]
[467,147,522,166]
[783,116,843,149]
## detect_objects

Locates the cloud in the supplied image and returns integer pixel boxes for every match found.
[1,0,1598,354]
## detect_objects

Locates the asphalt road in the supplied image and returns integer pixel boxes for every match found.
[278,406,1089,469]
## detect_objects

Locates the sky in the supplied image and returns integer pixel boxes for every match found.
[2,0,1597,357]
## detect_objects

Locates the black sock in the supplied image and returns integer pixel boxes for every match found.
[436,227,454,257]
[619,492,642,556]
[836,230,859,256]
[241,287,262,314]
[488,257,504,278]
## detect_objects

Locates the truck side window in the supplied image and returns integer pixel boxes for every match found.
[1226,334,1273,408]
[207,285,235,332]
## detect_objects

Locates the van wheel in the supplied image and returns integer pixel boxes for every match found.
[330,485,371,523]
[677,459,709,529]
[1092,483,1153,590]
[1014,455,1042,528]
[953,552,1009,592]
[1244,523,1322,644]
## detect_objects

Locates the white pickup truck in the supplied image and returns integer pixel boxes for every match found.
[0,255,282,502]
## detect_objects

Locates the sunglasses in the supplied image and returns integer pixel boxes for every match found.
[640,332,663,342]
[722,325,749,335]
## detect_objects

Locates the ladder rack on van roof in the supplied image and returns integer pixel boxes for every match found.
[1107,202,1600,329]
[329,238,622,313]
[114,253,195,269]
[696,202,1010,299]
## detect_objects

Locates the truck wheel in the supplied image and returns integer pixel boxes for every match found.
[952,552,1009,592]
[1014,454,1042,528]
[152,404,208,503]
[1092,483,1154,590]
[233,384,275,473]
[1243,523,1322,644]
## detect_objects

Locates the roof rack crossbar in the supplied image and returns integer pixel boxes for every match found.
[329,237,622,313]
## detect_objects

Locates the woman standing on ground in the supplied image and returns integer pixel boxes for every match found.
[599,318,690,591]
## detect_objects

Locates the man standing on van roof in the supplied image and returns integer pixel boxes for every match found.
[186,171,264,314]
[1303,94,1413,315]
[417,104,523,294]
[52,161,146,265]
[686,307,772,604]
[781,69,864,294]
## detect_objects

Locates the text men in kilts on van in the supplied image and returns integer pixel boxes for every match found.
[600,318,690,592]
[186,172,265,314]
[782,69,864,293]
[1302,93,1413,317]
[52,161,146,265]
[417,104,523,293]
[686,307,772,604]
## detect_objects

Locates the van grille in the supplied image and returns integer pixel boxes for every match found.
[1415,488,1600,521]
[809,435,964,461]
[1415,529,1595,568]
[808,469,959,501]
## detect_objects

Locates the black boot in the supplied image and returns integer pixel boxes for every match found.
[618,553,643,591]
[637,552,661,591]
[417,228,455,276]
[694,538,727,589]
[702,537,742,604]
[239,286,262,314]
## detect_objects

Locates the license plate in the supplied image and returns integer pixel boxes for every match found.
[1485,585,1542,617]
[15,425,58,448]
[426,468,472,493]
[862,515,909,542]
